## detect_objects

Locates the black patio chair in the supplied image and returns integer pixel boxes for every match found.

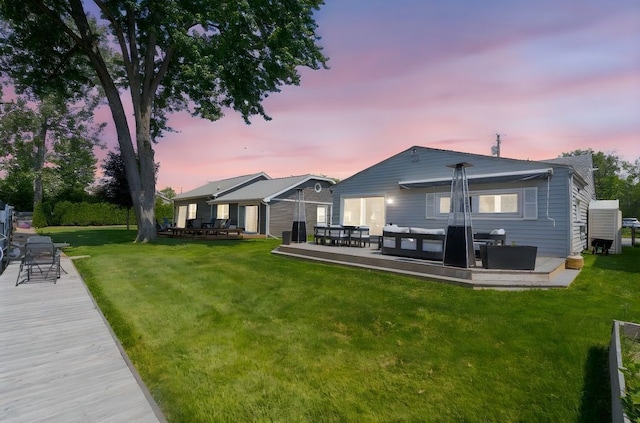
[16,236,60,286]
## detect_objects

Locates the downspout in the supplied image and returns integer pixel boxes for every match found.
[546,172,556,227]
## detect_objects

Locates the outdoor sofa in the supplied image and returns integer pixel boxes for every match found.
[382,225,446,260]
[382,225,507,261]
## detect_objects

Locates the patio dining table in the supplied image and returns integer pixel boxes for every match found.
[314,225,373,247]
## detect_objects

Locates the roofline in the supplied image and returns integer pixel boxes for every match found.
[263,175,335,203]
[173,172,270,201]
[207,175,335,204]
[335,145,561,187]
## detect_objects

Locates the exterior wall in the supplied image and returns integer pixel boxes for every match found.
[268,180,333,238]
[570,175,594,254]
[332,147,578,257]
[172,176,268,226]
[172,197,214,224]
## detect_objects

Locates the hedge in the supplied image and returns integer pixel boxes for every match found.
[51,201,129,226]
[30,201,175,227]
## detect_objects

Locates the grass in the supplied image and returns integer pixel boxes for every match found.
[42,226,640,422]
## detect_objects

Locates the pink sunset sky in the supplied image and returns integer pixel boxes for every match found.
[108,1,639,192]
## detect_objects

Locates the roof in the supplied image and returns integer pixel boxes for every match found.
[543,154,593,187]
[173,172,269,200]
[209,175,335,204]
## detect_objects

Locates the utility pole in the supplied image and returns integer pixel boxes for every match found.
[491,133,503,157]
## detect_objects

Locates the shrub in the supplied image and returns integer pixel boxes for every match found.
[32,202,48,228]
[155,201,173,222]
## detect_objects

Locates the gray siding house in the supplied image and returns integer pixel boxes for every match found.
[330,146,594,258]
[173,173,334,237]
[208,175,335,237]
[172,173,269,228]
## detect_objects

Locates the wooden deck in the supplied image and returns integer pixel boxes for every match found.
[0,231,165,422]
[273,242,581,289]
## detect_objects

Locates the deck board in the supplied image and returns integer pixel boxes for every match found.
[0,240,164,423]
[273,242,579,289]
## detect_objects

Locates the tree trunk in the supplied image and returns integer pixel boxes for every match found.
[32,119,48,210]
[98,80,156,242]
[66,2,158,242]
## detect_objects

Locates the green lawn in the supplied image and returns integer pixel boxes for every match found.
[43,226,640,422]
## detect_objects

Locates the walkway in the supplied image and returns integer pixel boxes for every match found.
[0,229,165,423]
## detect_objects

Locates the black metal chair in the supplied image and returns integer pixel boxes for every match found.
[16,236,60,286]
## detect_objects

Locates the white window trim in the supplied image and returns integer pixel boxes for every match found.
[426,187,538,220]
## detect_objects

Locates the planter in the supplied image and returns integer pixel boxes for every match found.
[480,244,537,270]
[610,320,640,423]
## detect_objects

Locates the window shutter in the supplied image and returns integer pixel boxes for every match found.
[426,193,436,219]
[523,188,537,220]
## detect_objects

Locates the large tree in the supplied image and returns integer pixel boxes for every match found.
[0,1,328,242]
[562,148,639,218]
[562,149,625,201]
[0,95,104,209]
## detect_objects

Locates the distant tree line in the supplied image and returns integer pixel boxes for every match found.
[563,149,640,218]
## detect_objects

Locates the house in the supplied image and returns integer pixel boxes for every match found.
[173,172,269,228]
[330,146,594,258]
[173,173,335,237]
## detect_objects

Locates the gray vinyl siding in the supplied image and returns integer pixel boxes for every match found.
[268,201,297,237]
[570,175,592,254]
[332,147,578,257]
[268,180,333,237]
[173,198,213,222]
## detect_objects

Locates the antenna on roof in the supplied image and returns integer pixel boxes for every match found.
[491,133,504,157]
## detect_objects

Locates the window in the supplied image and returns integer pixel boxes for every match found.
[439,197,450,214]
[187,203,197,219]
[342,197,385,235]
[427,188,537,220]
[216,204,229,219]
[316,205,328,224]
[477,193,518,213]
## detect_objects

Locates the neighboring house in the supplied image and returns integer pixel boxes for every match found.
[173,172,270,228]
[208,174,335,237]
[173,172,335,237]
[330,146,594,258]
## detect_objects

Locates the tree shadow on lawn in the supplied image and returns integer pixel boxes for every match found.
[578,345,611,423]
[39,228,138,247]
[43,227,257,249]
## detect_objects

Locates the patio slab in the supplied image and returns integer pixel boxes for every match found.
[273,242,580,289]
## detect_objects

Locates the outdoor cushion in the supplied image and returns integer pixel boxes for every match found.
[384,224,410,233]
[400,238,417,250]
[422,240,444,252]
[410,227,445,235]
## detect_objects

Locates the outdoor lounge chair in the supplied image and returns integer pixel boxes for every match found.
[16,236,61,286]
